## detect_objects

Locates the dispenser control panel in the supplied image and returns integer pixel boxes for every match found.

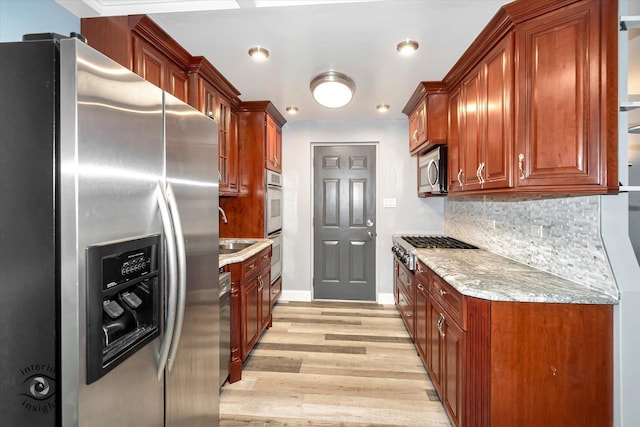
[85,234,161,384]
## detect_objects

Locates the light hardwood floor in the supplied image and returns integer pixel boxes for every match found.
[220,301,450,426]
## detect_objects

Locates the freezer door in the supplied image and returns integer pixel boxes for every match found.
[163,92,220,426]
[58,39,165,426]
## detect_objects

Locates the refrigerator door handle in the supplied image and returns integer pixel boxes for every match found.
[155,182,178,380]
[165,182,187,372]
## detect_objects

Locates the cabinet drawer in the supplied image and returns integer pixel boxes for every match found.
[241,255,260,281]
[257,247,271,270]
[429,272,465,330]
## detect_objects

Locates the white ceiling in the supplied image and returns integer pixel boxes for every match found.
[56,0,510,122]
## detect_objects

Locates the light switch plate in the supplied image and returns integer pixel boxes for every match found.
[383,198,397,208]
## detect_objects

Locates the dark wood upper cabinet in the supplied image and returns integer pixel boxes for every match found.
[514,0,613,191]
[219,101,286,238]
[403,82,448,156]
[190,57,241,196]
[410,0,619,196]
[456,33,513,193]
[82,15,192,104]
[81,15,244,196]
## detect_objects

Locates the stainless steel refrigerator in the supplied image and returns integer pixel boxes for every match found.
[0,35,220,426]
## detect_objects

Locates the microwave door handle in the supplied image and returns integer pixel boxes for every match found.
[165,182,187,372]
[427,159,439,189]
[155,182,177,380]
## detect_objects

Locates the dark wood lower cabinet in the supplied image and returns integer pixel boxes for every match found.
[229,247,272,383]
[405,259,613,427]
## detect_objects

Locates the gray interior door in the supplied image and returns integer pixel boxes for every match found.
[313,145,376,301]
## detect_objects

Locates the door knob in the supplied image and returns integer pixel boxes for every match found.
[368,231,377,238]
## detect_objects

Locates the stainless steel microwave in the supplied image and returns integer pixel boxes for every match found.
[418,146,447,195]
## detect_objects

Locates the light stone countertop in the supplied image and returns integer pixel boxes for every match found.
[219,238,272,268]
[414,248,618,305]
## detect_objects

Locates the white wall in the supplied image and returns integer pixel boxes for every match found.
[281,118,444,302]
[608,1,640,425]
[0,0,78,42]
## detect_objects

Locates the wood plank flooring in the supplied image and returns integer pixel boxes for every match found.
[220,301,450,426]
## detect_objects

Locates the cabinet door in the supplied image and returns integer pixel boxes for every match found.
[166,60,189,103]
[240,278,259,360]
[443,316,464,427]
[447,88,462,192]
[259,269,271,329]
[275,125,282,174]
[133,36,163,89]
[133,35,189,103]
[199,79,218,120]
[415,280,429,366]
[482,33,513,190]
[266,115,280,172]
[427,297,443,395]
[218,96,232,192]
[460,66,483,190]
[515,0,601,188]
[408,101,426,153]
[227,110,239,192]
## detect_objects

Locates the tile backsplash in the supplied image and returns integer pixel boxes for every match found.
[444,195,619,298]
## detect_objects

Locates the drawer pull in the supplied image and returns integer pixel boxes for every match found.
[437,313,445,338]
[248,263,255,269]
[439,289,447,296]
[262,254,269,259]
[417,284,425,291]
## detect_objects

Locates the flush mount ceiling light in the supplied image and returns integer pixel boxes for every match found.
[376,104,390,113]
[248,46,269,61]
[310,71,355,108]
[286,106,299,115]
[396,39,419,56]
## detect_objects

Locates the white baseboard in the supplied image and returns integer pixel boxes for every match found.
[279,290,394,304]
[377,293,395,305]
[280,290,312,302]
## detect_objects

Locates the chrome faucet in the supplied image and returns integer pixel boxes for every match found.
[218,206,228,224]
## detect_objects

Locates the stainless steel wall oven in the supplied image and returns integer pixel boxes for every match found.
[265,170,283,283]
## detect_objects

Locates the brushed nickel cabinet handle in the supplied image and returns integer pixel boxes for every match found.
[439,289,447,296]
[518,153,525,180]
[412,129,418,143]
[457,169,463,187]
[437,314,445,338]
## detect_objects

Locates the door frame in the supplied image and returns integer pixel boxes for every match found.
[310,142,379,302]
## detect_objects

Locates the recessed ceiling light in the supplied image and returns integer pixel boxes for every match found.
[376,104,390,113]
[396,39,419,56]
[310,71,355,109]
[286,106,299,115]
[248,46,269,61]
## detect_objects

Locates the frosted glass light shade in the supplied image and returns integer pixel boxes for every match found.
[310,71,355,108]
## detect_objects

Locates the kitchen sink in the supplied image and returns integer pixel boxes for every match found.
[219,241,256,254]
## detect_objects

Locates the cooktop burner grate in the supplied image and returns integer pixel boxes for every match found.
[401,236,478,249]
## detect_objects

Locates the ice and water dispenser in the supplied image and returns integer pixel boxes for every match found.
[86,235,161,384]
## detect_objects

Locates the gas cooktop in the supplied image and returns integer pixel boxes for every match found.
[399,235,478,250]
[392,235,478,270]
